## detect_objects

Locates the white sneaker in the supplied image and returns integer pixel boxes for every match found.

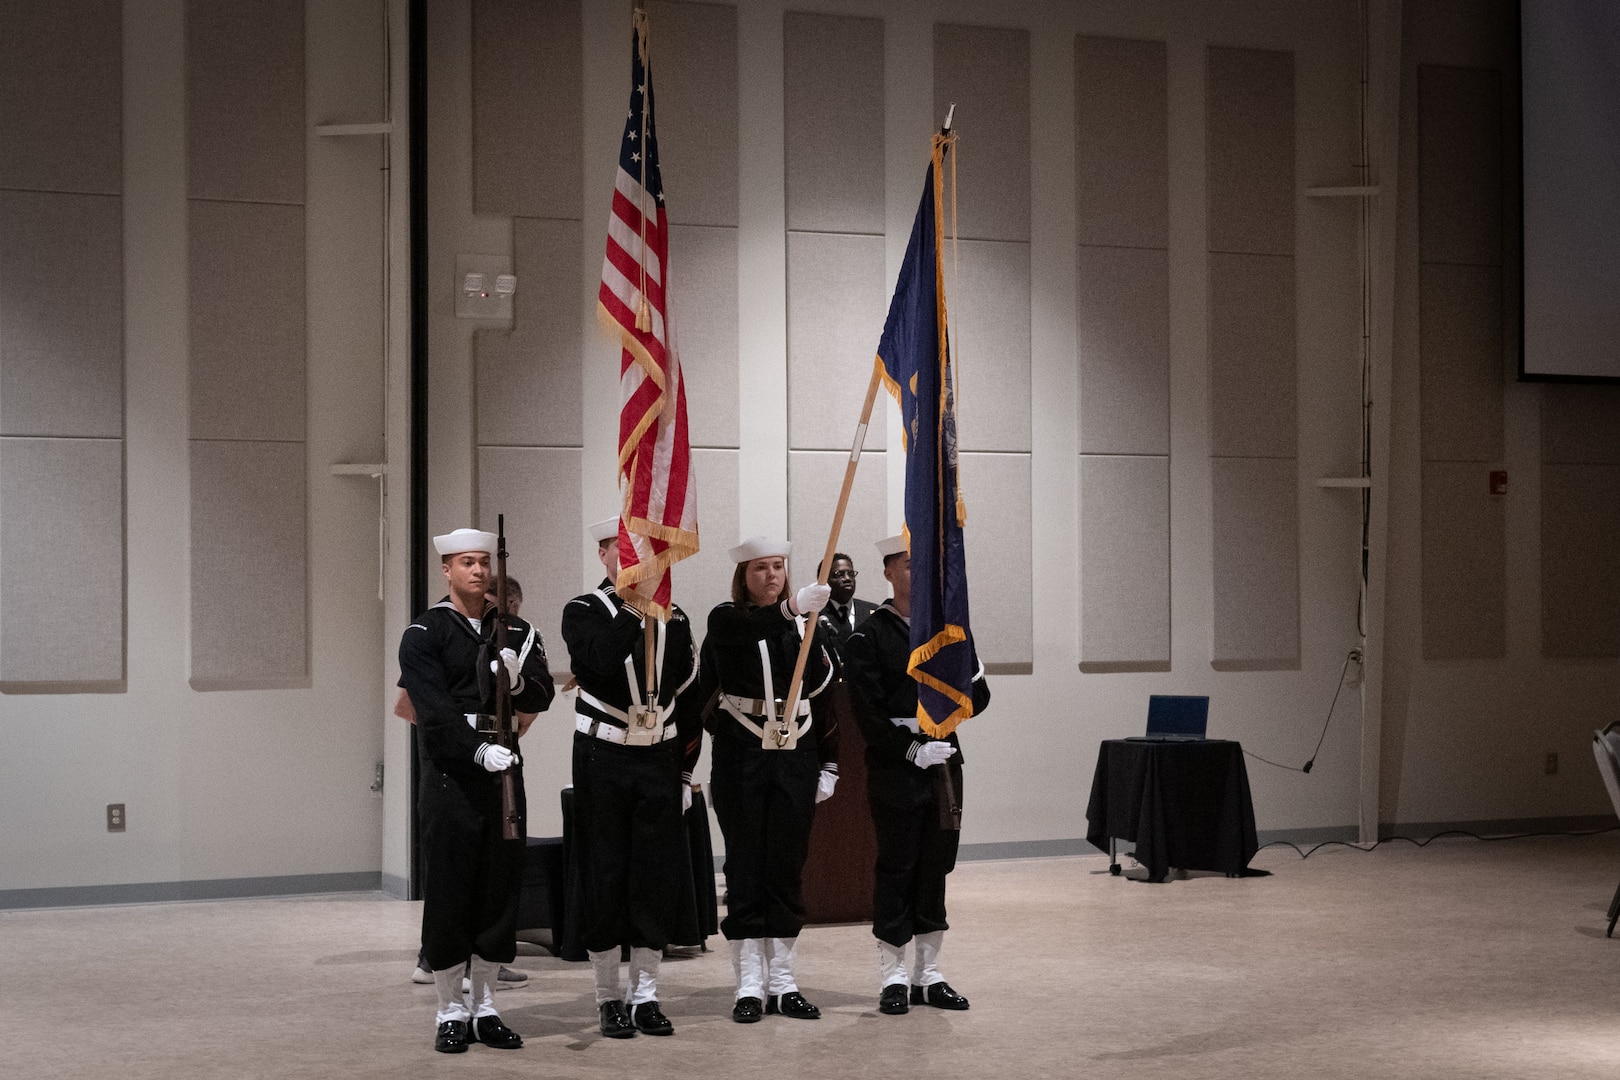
[411,965,433,985]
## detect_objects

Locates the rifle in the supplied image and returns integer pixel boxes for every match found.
[935,760,962,832]
[494,515,522,841]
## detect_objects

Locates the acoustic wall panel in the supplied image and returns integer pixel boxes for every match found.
[1075,35,1170,674]
[1417,66,1501,268]
[0,438,123,684]
[646,0,738,229]
[1541,463,1620,658]
[187,3,307,689]
[1207,46,1297,671]
[1417,262,1504,463]
[477,447,582,674]
[1210,458,1299,669]
[787,450,887,589]
[476,218,584,447]
[1077,245,1168,456]
[1417,65,1504,661]
[1075,36,1167,250]
[1208,252,1297,459]
[952,239,1031,454]
[0,0,122,195]
[1207,47,1294,258]
[959,452,1032,672]
[189,200,307,443]
[471,0,583,219]
[1541,386,1620,658]
[683,448,740,639]
[784,12,884,235]
[185,0,305,204]
[669,224,739,448]
[1420,461,1505,660]
[190,441,308,687]
[1079,456,1169,671]
[0,191,123,438]
[1541,385,1620,465]
[786,231,887,451]
[934,24,1030,243]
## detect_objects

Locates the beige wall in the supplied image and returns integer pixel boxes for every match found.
[3,0,1616,903]
[0,0,402,898]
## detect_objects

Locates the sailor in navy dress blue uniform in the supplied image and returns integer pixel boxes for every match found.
[397,528,556,1053]
[700,536,838,1023]
[843,535,990,1016]
[561,518,705,1039]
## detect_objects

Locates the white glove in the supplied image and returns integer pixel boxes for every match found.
[491,647,521,690]
[913,741,957,769]
[793,582,832,616]
[477,743,517,772]
[682,784,694,814]
[815,769,838,803]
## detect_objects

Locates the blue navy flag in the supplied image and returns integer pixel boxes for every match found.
[875,134,979,738]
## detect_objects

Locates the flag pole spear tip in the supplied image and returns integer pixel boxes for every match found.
[942,103,956,133]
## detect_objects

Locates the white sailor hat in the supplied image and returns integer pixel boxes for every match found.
[875,534,908,559]
[728,536,791,563]
[433,528,497,557]
[588,517,619,543]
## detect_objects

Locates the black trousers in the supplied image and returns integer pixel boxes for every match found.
[868,757,961,948]
[709,731,818,940]
[570,731,685,953]
[418,763,526,970]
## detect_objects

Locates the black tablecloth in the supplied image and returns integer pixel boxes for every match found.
[557,786,718,961]
[1084,739,1258,883]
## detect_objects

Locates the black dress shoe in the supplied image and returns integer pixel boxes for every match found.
[470,1014,523,1049]
[731,996,763,1024]
[879,983,910,1015]
[910,982,970,1010]
[765,992,821,1019]
[599,1000,637,1039]
[632,1001,674,1036]
[435,1019,470,1053]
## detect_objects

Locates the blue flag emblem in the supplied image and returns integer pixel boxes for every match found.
[874,136,978,737]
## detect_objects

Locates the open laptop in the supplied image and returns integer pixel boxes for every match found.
[1129,695,1210,741]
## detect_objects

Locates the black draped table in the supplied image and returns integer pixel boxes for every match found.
[1085,739,1258,883]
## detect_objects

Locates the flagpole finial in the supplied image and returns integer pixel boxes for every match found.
[941,103,956,133]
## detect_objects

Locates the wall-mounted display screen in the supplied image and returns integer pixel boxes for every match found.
[1521,0,1620,381]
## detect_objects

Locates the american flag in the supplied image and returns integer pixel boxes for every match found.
[597,11,698,618]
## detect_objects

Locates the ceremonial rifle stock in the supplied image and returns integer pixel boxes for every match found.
[495,515,521,841]
[936,762,962,832]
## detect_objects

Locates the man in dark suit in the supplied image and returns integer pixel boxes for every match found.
[816,552,878,657]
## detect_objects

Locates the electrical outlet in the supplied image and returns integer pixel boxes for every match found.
[1545,752,1559,776]
[107,803,125,832]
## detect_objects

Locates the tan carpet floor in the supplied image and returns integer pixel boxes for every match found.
[5,833,1620,1079]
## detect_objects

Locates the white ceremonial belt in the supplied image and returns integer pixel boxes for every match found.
[889,716,921,734]
[720,693,812,746]
[575,713,678,745]
[576,686,672,725]
[722,694,810,719]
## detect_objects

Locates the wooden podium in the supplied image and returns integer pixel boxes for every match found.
[801,680,878,924]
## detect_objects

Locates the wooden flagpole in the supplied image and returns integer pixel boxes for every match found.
[773,365,884,746]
